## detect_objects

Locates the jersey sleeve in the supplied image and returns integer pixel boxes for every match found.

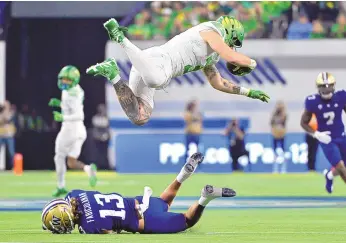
[304,96,315,113]
[339,90,346,104]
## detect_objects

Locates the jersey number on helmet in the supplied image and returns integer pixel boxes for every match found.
[323,111,335,125]
[94,194,126,220]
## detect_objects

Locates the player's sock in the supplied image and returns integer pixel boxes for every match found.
[89,164,98,187]
[54,154,66,189]
[199,185,236,206]
[176,152,204,183]
[327,170,334,180]
[323,169,334,194]
[198,196,211,207]
[83,165,92,177]
[110,75,121,85]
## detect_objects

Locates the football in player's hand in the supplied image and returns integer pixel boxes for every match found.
[226,62,252,76]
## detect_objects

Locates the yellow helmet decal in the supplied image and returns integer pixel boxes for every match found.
[316,72,336,86]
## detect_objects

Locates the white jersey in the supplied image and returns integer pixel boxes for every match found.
[160,21,226,79]
[60,84,85,125]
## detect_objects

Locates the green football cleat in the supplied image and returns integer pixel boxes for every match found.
[89,163,98,187]
[103,18,128,43]
[52,187,68,198]
[86,58,120,82]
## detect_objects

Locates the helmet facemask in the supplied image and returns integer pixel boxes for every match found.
[315,72,336,100]
[58,78,73,91]
[318,83,335,100]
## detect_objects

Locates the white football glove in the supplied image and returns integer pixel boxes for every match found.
[137,186,153,219]
[313,131,331,144]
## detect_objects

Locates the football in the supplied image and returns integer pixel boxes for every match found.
[226,62,252,76]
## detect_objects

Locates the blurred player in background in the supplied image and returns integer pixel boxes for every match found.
[48,66,97,197]
[41,153,236,234]
[184,100,203,162]
[224,118,248,171]
[306,113,319,171]
[87,16,269,126]
[300,72,346,193]
[271,101,287,174]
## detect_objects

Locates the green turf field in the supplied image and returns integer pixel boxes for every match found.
[1,171,346,243]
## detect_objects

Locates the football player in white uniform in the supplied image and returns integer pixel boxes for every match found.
[87,16,270,126]
[49,66,97,197]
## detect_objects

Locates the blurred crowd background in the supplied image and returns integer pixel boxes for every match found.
[127,1,346,40]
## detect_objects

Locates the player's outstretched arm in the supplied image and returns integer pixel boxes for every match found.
[201,31,256,69]
[203,65,269,103]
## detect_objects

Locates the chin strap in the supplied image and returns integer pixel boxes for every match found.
[136,186,153,219]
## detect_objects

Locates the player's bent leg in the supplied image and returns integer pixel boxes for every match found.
[114,81,152,126]
[104,18,166,87]
[67,137,98,187]
[87,59,153,126]
[184,185,236,228]
[320,142,341,193]
[160,152,204,206]
[159,179,181,207]
[67,156,98,187]
[142,212,187,234]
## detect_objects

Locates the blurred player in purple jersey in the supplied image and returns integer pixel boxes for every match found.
[301,72,346,194]
[41,152,236,234]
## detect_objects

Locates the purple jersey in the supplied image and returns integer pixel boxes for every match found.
[305,90,346,139]
[65,190,139,234]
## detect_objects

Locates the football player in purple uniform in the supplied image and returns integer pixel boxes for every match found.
[301,72,346,193]
[41,152,236,234]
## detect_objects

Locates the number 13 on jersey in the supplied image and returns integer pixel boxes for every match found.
[94,194,126,220]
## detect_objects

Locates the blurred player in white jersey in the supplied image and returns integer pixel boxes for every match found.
[87,16,270,126]
[49,66,97,197]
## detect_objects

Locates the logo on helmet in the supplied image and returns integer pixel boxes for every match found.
[51,215,61,226]
[316,72,336,100]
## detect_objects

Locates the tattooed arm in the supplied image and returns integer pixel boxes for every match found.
[203,65,248,95]
[113,81,152,126]
[300,110,315,135]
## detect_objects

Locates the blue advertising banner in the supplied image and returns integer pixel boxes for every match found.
[115,133,329,173]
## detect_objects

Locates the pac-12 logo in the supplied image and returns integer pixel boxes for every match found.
[159,142,308,165]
